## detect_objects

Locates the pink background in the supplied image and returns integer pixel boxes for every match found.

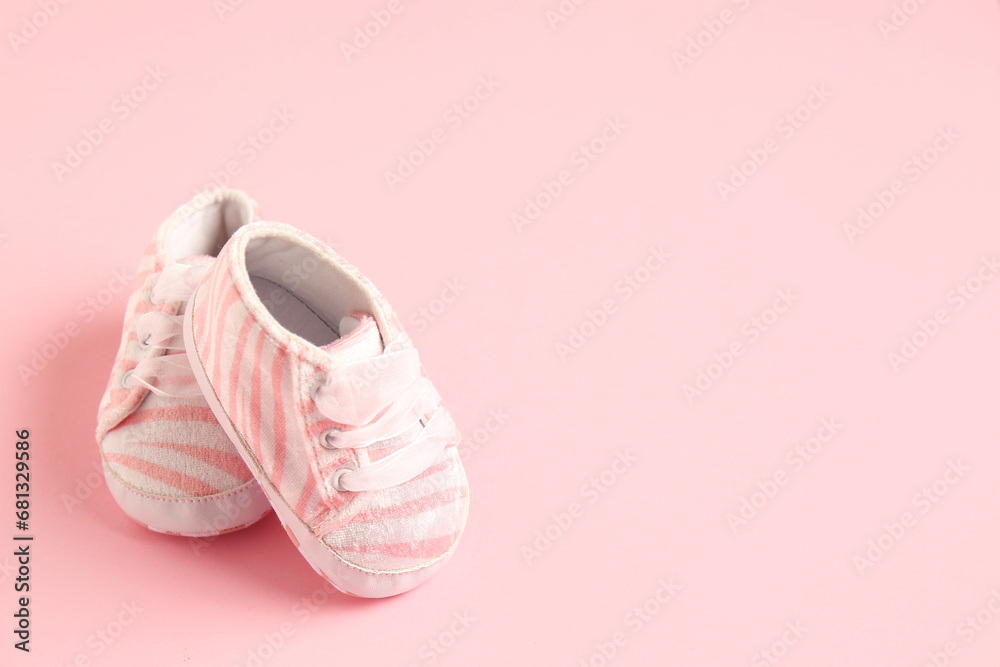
[3,0,1000,665]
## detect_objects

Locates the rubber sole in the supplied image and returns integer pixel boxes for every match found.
[103,460,271,538]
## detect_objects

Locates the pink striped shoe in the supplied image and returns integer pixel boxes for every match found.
[182,222,469,597]
[96,189,270,537]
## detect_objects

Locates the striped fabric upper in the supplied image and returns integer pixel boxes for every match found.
[102,391,253,498]
[96,190,259,503]
[187,223,468,574]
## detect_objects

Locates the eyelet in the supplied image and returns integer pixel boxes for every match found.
[327,468,351,493]
[121,370,136,389]
[319,428,340,449]
[137,334,151,350]
[309,374,328,400]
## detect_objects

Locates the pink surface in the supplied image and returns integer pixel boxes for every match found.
[2,0,1000,665]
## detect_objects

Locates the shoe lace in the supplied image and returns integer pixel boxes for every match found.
[123,261,209,399]
[313,340,456,493]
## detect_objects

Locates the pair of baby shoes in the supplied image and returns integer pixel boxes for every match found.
[95,189,469,598]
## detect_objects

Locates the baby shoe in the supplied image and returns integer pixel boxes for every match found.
[96,189,270,536]
[182,222,469,597]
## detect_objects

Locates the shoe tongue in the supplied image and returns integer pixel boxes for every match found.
[320,313,384,364]
[153,255,216,306]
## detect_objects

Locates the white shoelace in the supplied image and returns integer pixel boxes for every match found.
[123,261,208,398]
[313,342,455,493]
[126,262,454,493]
